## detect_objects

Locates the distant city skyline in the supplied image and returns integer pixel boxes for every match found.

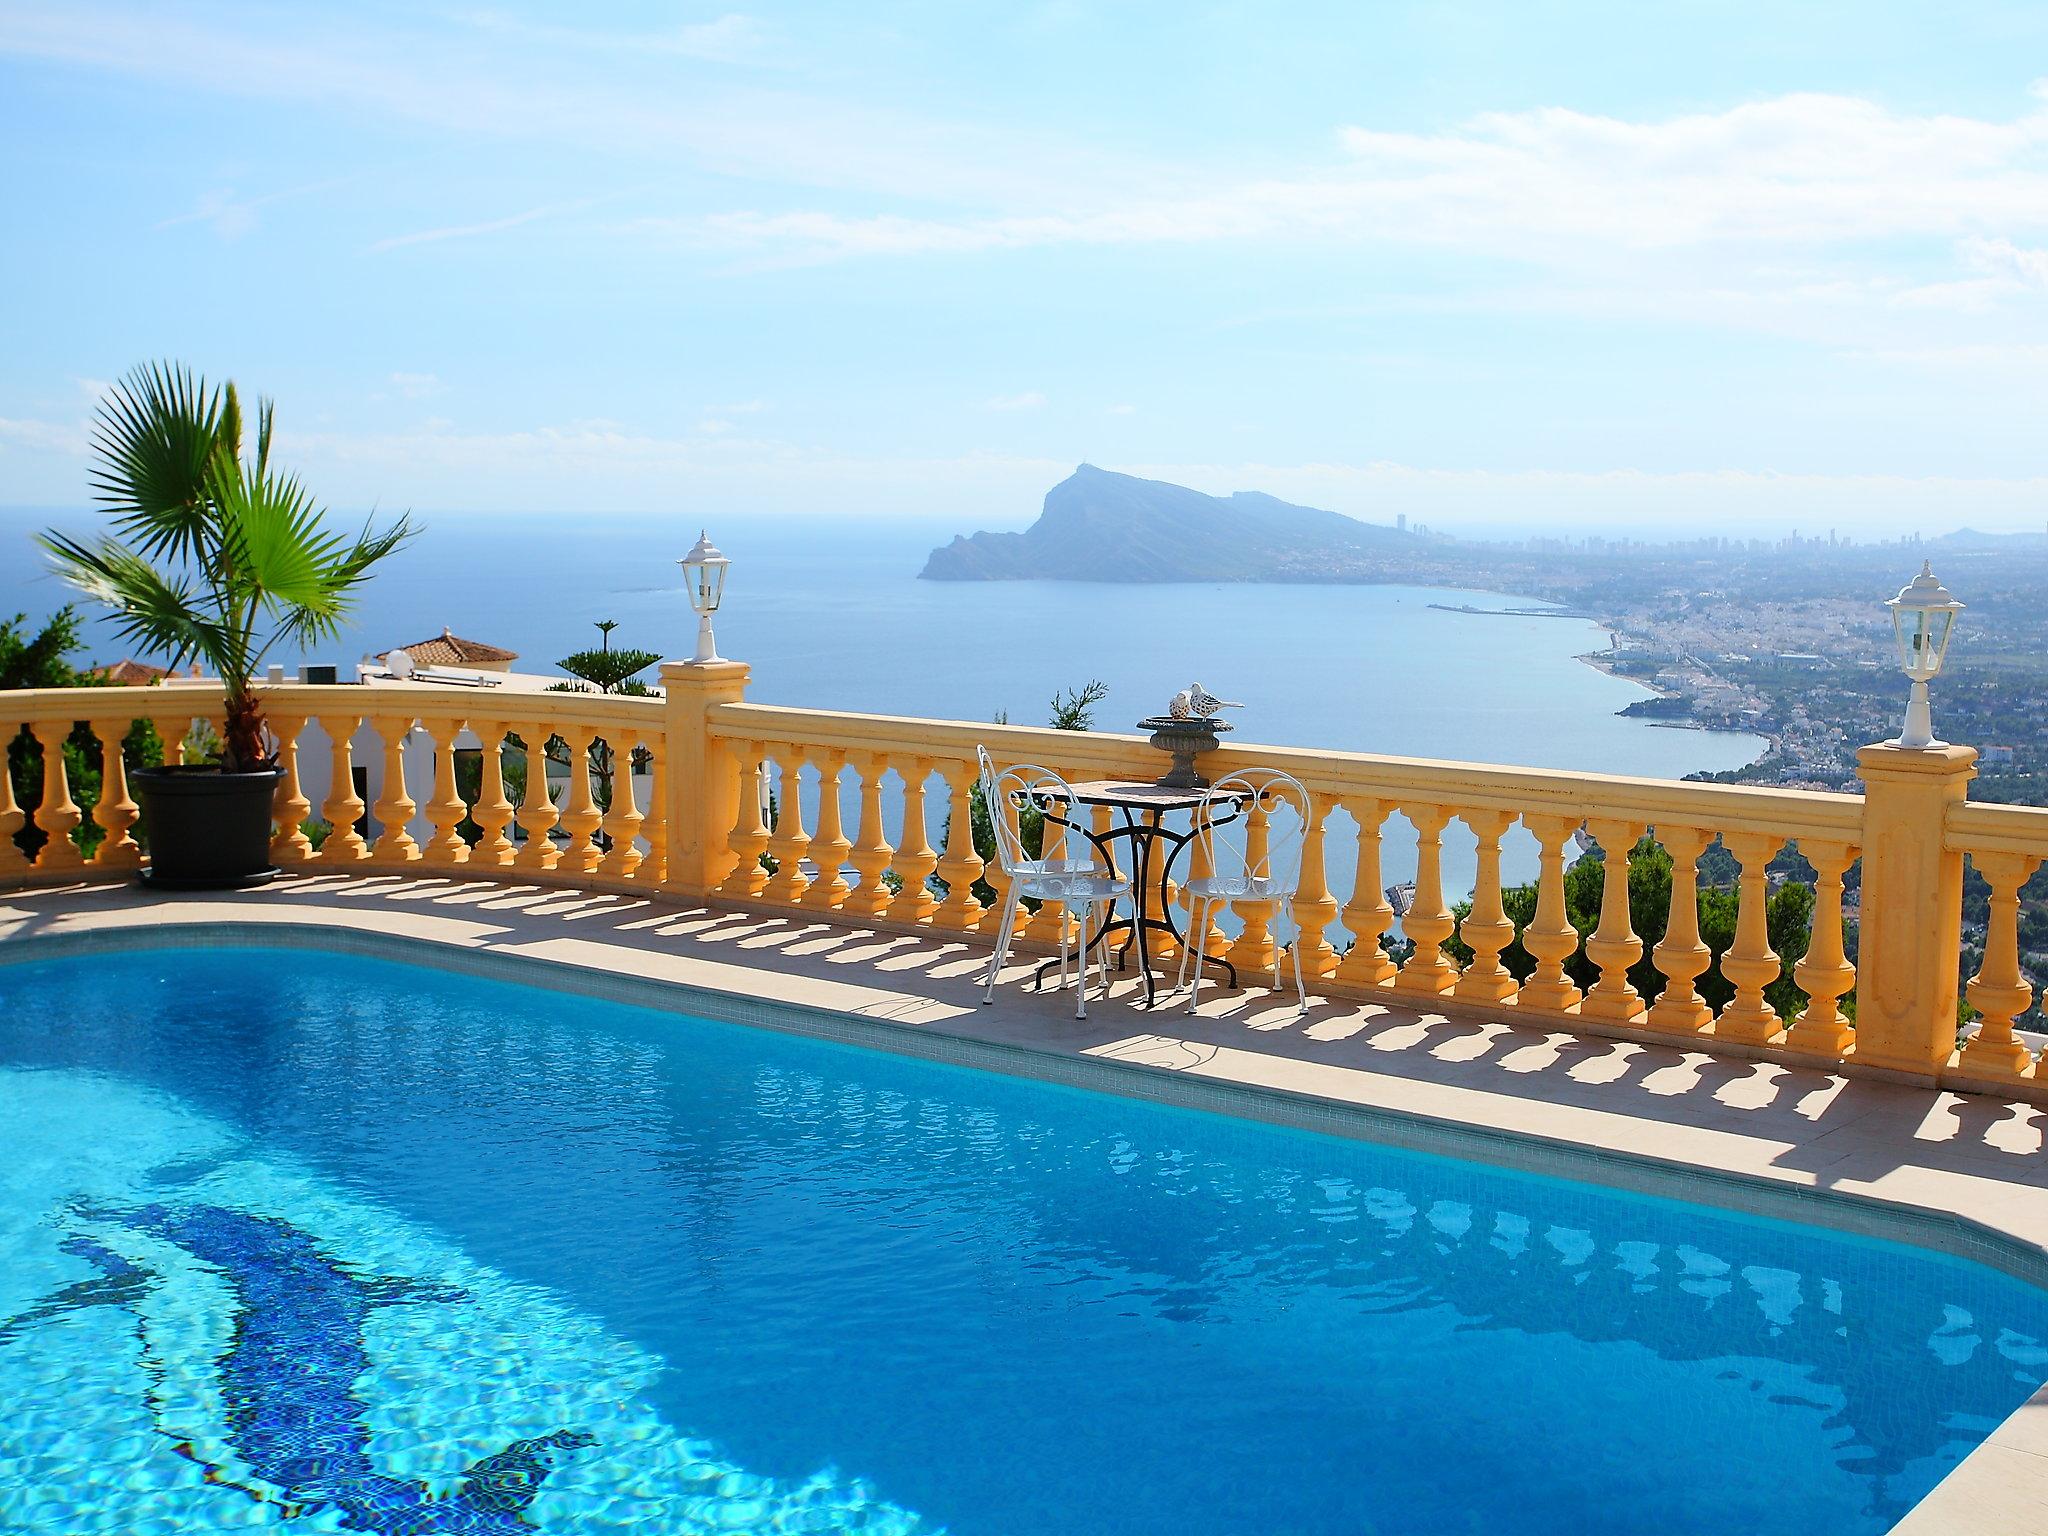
[5,1,2048,536]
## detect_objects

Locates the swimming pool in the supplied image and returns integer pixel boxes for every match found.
[1,944,2043,1535]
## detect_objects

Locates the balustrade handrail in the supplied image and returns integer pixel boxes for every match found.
[0,681,665,732]
[711,701,1865,840]
[1946,800,2048,858]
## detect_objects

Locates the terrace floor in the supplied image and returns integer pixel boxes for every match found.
[1,871,2044,1532]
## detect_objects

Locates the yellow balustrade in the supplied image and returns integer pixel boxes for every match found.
[844,753,894,919]
[556,725,604,876]
[1959,849,2041,1078]
[1334,797,1397,987]
[4,670,2047,1103]
[367,716,421,863]
[891,757,940,924]
[1453,808,1518,1004]
[761,751,813,904]
[800,752,853,910]
[597,731,645,880]
[318,713,370,862]
[268,714,314,865]
[0,723,27,879]
[931,759,984,931]
[1292,792,1341,979]
[1393,804,1459,996]
[718,744,772,899]
[514,726,560,872]
[88,715,142,870]
[1580,819,1647,1023]
[421,718,471,867]
[30,719,85,872]
[469,721,517,867]
[1645,825,1715,1035]
[1518,813,1584,1012]
[1715,831,1785,1044]
[1786,839,1858,1058]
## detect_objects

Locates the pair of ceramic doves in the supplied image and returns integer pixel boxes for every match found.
[1168,682,1242,720]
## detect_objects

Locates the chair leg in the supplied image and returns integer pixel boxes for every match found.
[1075,900,1094,1020]
[982,886,1020,1004]
[1186,899,1210,1014]
[1292,925,1308,1017]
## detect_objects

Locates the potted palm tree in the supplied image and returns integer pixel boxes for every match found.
[42,362,415,888]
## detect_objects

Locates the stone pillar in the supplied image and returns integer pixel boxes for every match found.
[660,658,750,898]
[1852,741,1976,1075]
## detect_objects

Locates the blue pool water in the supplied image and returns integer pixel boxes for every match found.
[2,947,2044,1535]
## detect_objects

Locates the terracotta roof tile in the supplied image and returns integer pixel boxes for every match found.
[379,627,519,667]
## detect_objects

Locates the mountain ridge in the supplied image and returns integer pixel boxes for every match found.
[918,464,1416,582]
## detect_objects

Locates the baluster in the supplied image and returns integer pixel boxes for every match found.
[317,714,370,862]
[1784,840,1858,1058]
[932,759,985,931]
[1226,793,1278,973]
[639,743,666,885]
[514,725,560,871]
[1580,818,1647,1023]
[266,713,313,865]
[30,719,84,871]
[844,753,895,919]
[1646,825,1714,1033]
[598,730,645,880]
[151,715,189,766]
[367,715,420,863]
[1715,831,1784,1043]
[717,744,772,898]
[891,757,940,924]
[0,722,27,878]
[556,724,604,875]
[421,718,471,867]
[1333,796,1397,987]
[88,717,142,869]
[801,752,853,909]
[1518,813,1583,1011]
[1454,808,1518,1003]
[1959,850,2041,1077]
[1021,783,1071,949]
[1288,791,1341,979]
[469,720,517,867]
[1393,803,1458,995]
[761,751,814,904]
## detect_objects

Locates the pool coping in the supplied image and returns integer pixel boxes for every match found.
[2,890,2044,1532]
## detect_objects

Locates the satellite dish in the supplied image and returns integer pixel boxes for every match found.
[385,647,414,679]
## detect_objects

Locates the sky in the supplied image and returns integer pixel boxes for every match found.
[4,0,2048,538]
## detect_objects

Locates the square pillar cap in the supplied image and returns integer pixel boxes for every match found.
[1856,740,1977,781]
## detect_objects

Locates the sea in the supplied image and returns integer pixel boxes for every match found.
[2,508,1765,899]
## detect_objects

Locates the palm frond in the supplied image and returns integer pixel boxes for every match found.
[211,458,346,614]
[279,511,419,646]
[87,361,226,563]
[38,531,227,671]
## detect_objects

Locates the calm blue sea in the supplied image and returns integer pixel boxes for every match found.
[2,947,2041,1535]
[2,507,1764,895]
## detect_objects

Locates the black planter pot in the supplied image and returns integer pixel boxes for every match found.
[135,765,284,890]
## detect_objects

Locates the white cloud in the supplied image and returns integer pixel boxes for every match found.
[371,199,593,253]
[983,391,1046,411]
[1105,403,1135,415]
[388,372,443,399]
[452,9,771,65]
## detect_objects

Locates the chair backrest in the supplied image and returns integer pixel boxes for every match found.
[976,746,1082,877]
[1192,767,1311,897]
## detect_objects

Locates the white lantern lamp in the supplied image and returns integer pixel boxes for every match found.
[1884,561,1962,749]
[678,530,731,664]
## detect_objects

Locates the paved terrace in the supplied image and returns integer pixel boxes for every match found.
[2,872,2044,1533]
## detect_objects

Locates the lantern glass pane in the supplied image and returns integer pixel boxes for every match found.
[702,562,726,611]
[1929,607,1955,667]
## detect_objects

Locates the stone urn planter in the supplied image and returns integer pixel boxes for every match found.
[135,764,283,889]
[1136,716,1232,789]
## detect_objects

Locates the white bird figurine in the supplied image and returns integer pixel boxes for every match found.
[1168,687,1194,719]
[1185,681,1242,718]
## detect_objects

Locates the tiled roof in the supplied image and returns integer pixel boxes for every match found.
[379,628,519,667]
[89,658,172,684]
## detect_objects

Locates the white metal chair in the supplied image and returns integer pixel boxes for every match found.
[976,747,1133,1019]
[1177,767,1312,1016]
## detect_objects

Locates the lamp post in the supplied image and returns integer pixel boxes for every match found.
[678,530,731,665]
[1884,561,1963,749]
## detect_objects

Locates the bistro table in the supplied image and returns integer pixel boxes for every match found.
[1032,778,1244,1009]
